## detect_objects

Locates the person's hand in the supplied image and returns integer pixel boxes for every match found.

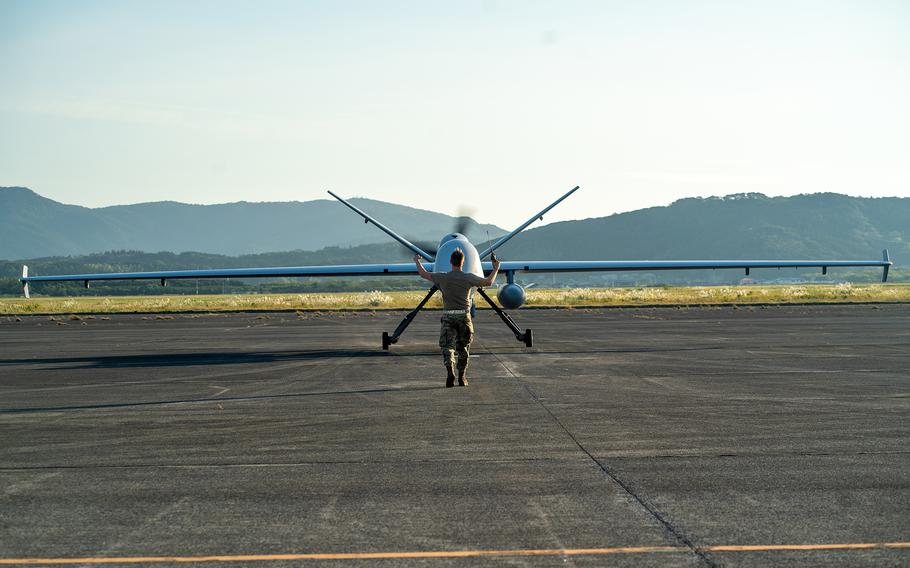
[492,254,501,269]
[414,254,423,263]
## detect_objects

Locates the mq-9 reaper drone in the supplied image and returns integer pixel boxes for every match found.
[19,186,893,349]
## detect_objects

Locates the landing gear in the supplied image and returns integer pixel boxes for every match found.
[381,285,438,350]
[522,328,533,347]
[380,285,533,349]
[476,288,533,347]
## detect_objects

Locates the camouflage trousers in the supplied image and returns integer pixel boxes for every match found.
[439,313,474,374]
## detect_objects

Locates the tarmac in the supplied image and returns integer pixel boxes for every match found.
[0,304,908,567]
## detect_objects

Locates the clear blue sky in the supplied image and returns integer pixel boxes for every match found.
[1,0,908,227]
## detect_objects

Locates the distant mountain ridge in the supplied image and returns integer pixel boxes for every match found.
[1,189,906,274]
[494,192,908,263]
[1,190,906,292]
[0,187,507,260]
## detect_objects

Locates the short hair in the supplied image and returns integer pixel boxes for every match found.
[450,248,464,266]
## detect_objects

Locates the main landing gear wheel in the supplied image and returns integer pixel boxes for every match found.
[382,332,392,350]
[522,329,533,347]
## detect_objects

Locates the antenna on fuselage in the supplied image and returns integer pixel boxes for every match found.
[478,185,579,260]
[327,191,436,262]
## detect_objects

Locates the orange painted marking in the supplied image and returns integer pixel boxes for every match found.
[0,542,907,565]
[704,543,881,552]
[0,548,683,565]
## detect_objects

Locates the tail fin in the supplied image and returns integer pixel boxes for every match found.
[882,249,891,282]
[478,186,579,259]
[21,265,30,298]
[327,191,436,261]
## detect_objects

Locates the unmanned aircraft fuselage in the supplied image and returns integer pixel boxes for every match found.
[434,233,484,278]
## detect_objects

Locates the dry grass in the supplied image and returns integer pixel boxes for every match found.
[1,283,908,315]
[524,283,910,307]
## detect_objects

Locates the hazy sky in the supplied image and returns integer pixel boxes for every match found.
[1,0,908,228]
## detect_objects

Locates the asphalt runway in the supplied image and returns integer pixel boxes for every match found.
[1,305,908,567]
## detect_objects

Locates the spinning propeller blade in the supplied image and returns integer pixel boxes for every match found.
[409,206,479,257]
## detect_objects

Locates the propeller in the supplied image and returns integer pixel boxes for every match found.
[453,212,473,237]
[409,206,478,258]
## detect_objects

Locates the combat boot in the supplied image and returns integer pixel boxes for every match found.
[445,365,456,388]
[457,370,468,387]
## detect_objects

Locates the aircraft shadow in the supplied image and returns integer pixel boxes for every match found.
[0,349,412,370]
[0,345,725,370]
[0,384,441,414]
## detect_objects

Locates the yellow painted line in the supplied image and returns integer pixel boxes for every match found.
[0,542,907,565]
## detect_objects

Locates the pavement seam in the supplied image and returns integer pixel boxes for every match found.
[0,457,573,471]
[482,344,718,568]
[4,448,908,470]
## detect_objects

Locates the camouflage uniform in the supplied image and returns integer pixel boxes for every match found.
[430,269,485,386]
[439,313,474,377]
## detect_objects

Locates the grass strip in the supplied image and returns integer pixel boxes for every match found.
[1,284,909,315]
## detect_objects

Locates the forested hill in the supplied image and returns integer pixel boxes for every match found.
[1,192,906,294]
[495,192,908,262]
[0,187,506,260]
[5,189,904,264]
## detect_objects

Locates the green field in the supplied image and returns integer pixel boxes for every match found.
[1,284,908,315]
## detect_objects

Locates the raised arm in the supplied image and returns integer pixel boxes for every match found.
[414,254,434,282]
[479,254,501,287]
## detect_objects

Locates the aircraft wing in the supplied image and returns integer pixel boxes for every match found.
[19,263,431,296]
[485,251,892,281]
[18,253,893,299]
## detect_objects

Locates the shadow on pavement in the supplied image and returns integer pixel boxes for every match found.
[0,349,405,369]
[0,345,726,370]
[0,384,442,414]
